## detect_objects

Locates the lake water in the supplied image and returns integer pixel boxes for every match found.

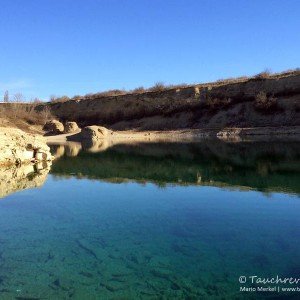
[0,140,299,299]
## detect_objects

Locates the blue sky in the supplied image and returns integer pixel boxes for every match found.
[0,0,299,101]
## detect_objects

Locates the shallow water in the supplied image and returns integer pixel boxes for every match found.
[0,140,299,299]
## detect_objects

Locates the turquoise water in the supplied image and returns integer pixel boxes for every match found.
[0,141,299,299]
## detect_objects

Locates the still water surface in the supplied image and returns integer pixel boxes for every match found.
[0,140,299,299]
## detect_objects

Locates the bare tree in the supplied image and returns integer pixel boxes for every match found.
[13,93,25,103]
[31,97,43,103]
[3,90,9,102]
[39,106,52,122]
[49,95,57,102]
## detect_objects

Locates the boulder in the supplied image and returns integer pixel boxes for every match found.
[0,127,53,166]
[64,121,79,133]
[68,126,112,142]
[81,126,110,140]
[43,120,64,134]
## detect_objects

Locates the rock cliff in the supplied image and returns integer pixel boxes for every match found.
[1,71,299,134]
[33,71,300,132]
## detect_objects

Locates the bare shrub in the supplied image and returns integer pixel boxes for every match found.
[206,97,232,110]
[3,90,9,102]
[148,82,166,92]
[0,103,54,126]
[59,96,70,102]
[13,93,25,102]
[31,98,43,103]
[39,106,53,123]
[50,95,58,102]
[84,93,94,98]
[216,76,249,84]
[166,83,189,90]
[131,86,145,93]
[255,91,267,103]
[50,95,70,103]
[254,69,272,80]
[98,89,127,97]
[87,90,127,98]
[72,95,82,101]
[254,91,277,111]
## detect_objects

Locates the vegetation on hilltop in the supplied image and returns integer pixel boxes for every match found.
[47,68,299,103]
[0,101,53,133]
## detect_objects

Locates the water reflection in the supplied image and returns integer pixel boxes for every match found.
[0,161,51,198]
[49,140,300,194]
[0,141,299,299]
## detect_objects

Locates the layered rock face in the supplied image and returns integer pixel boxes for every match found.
[0,127,52,166]
[33,72,300,130]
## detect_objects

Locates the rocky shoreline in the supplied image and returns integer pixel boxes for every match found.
[0,127,53,166]
[45,123,300,146]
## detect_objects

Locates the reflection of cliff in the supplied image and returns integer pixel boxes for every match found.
[50,140,300,194]
[0,162,51,199]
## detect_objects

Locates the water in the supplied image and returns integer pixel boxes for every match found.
[0,140,299,299]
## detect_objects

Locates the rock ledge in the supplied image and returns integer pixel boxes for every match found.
[0,127,53,166]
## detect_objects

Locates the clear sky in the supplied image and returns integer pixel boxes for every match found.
[0,0,299,101]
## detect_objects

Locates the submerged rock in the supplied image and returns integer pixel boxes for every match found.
[64,121,79,133]
[0,127,53,166]
[43,120,64,134]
